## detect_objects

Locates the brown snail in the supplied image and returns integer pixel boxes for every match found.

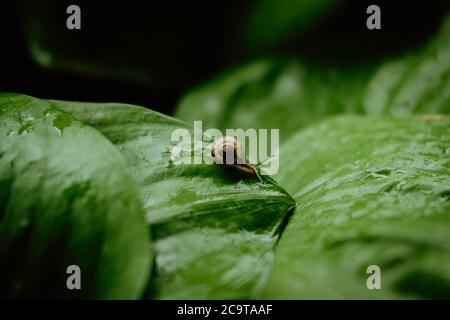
[211,136,270,183]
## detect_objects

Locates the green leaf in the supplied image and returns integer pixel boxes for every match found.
[363,14,450,116]
[176,14,450,141]
[0,93,152,299]
[262,115,450,299]
[176,58,372,141]
[50,98,296,299]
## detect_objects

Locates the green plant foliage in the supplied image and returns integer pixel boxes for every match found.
[176,14,450,141]
[363,15,450,116]
[49,98,296,299]
[0,93,152,299]
[2,0,450,302]
[262,115,450,299]
[176,59,371,141]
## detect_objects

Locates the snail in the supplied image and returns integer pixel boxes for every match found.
[210,136,270,183]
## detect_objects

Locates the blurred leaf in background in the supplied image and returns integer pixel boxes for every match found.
[19,0,239,103]
[363,14,450,116]
[20,0,341,91]
[176,59,372,141]
[176,12,450,141]
[1,0,445,113]
[22,0,230,88]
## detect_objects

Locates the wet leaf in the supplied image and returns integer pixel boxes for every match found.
[0,93,152,299]
[262,115,450,299]
[51,97,296,299]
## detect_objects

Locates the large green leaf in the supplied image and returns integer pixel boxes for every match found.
[0,93,152,299]
[50,98,296,299]
[176,13,450,141]
[262,115,450,299]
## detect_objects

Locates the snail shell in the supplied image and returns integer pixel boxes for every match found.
[211,136,261,179]
[211,136,244,165]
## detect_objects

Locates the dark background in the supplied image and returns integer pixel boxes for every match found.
[0,0,448,115]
